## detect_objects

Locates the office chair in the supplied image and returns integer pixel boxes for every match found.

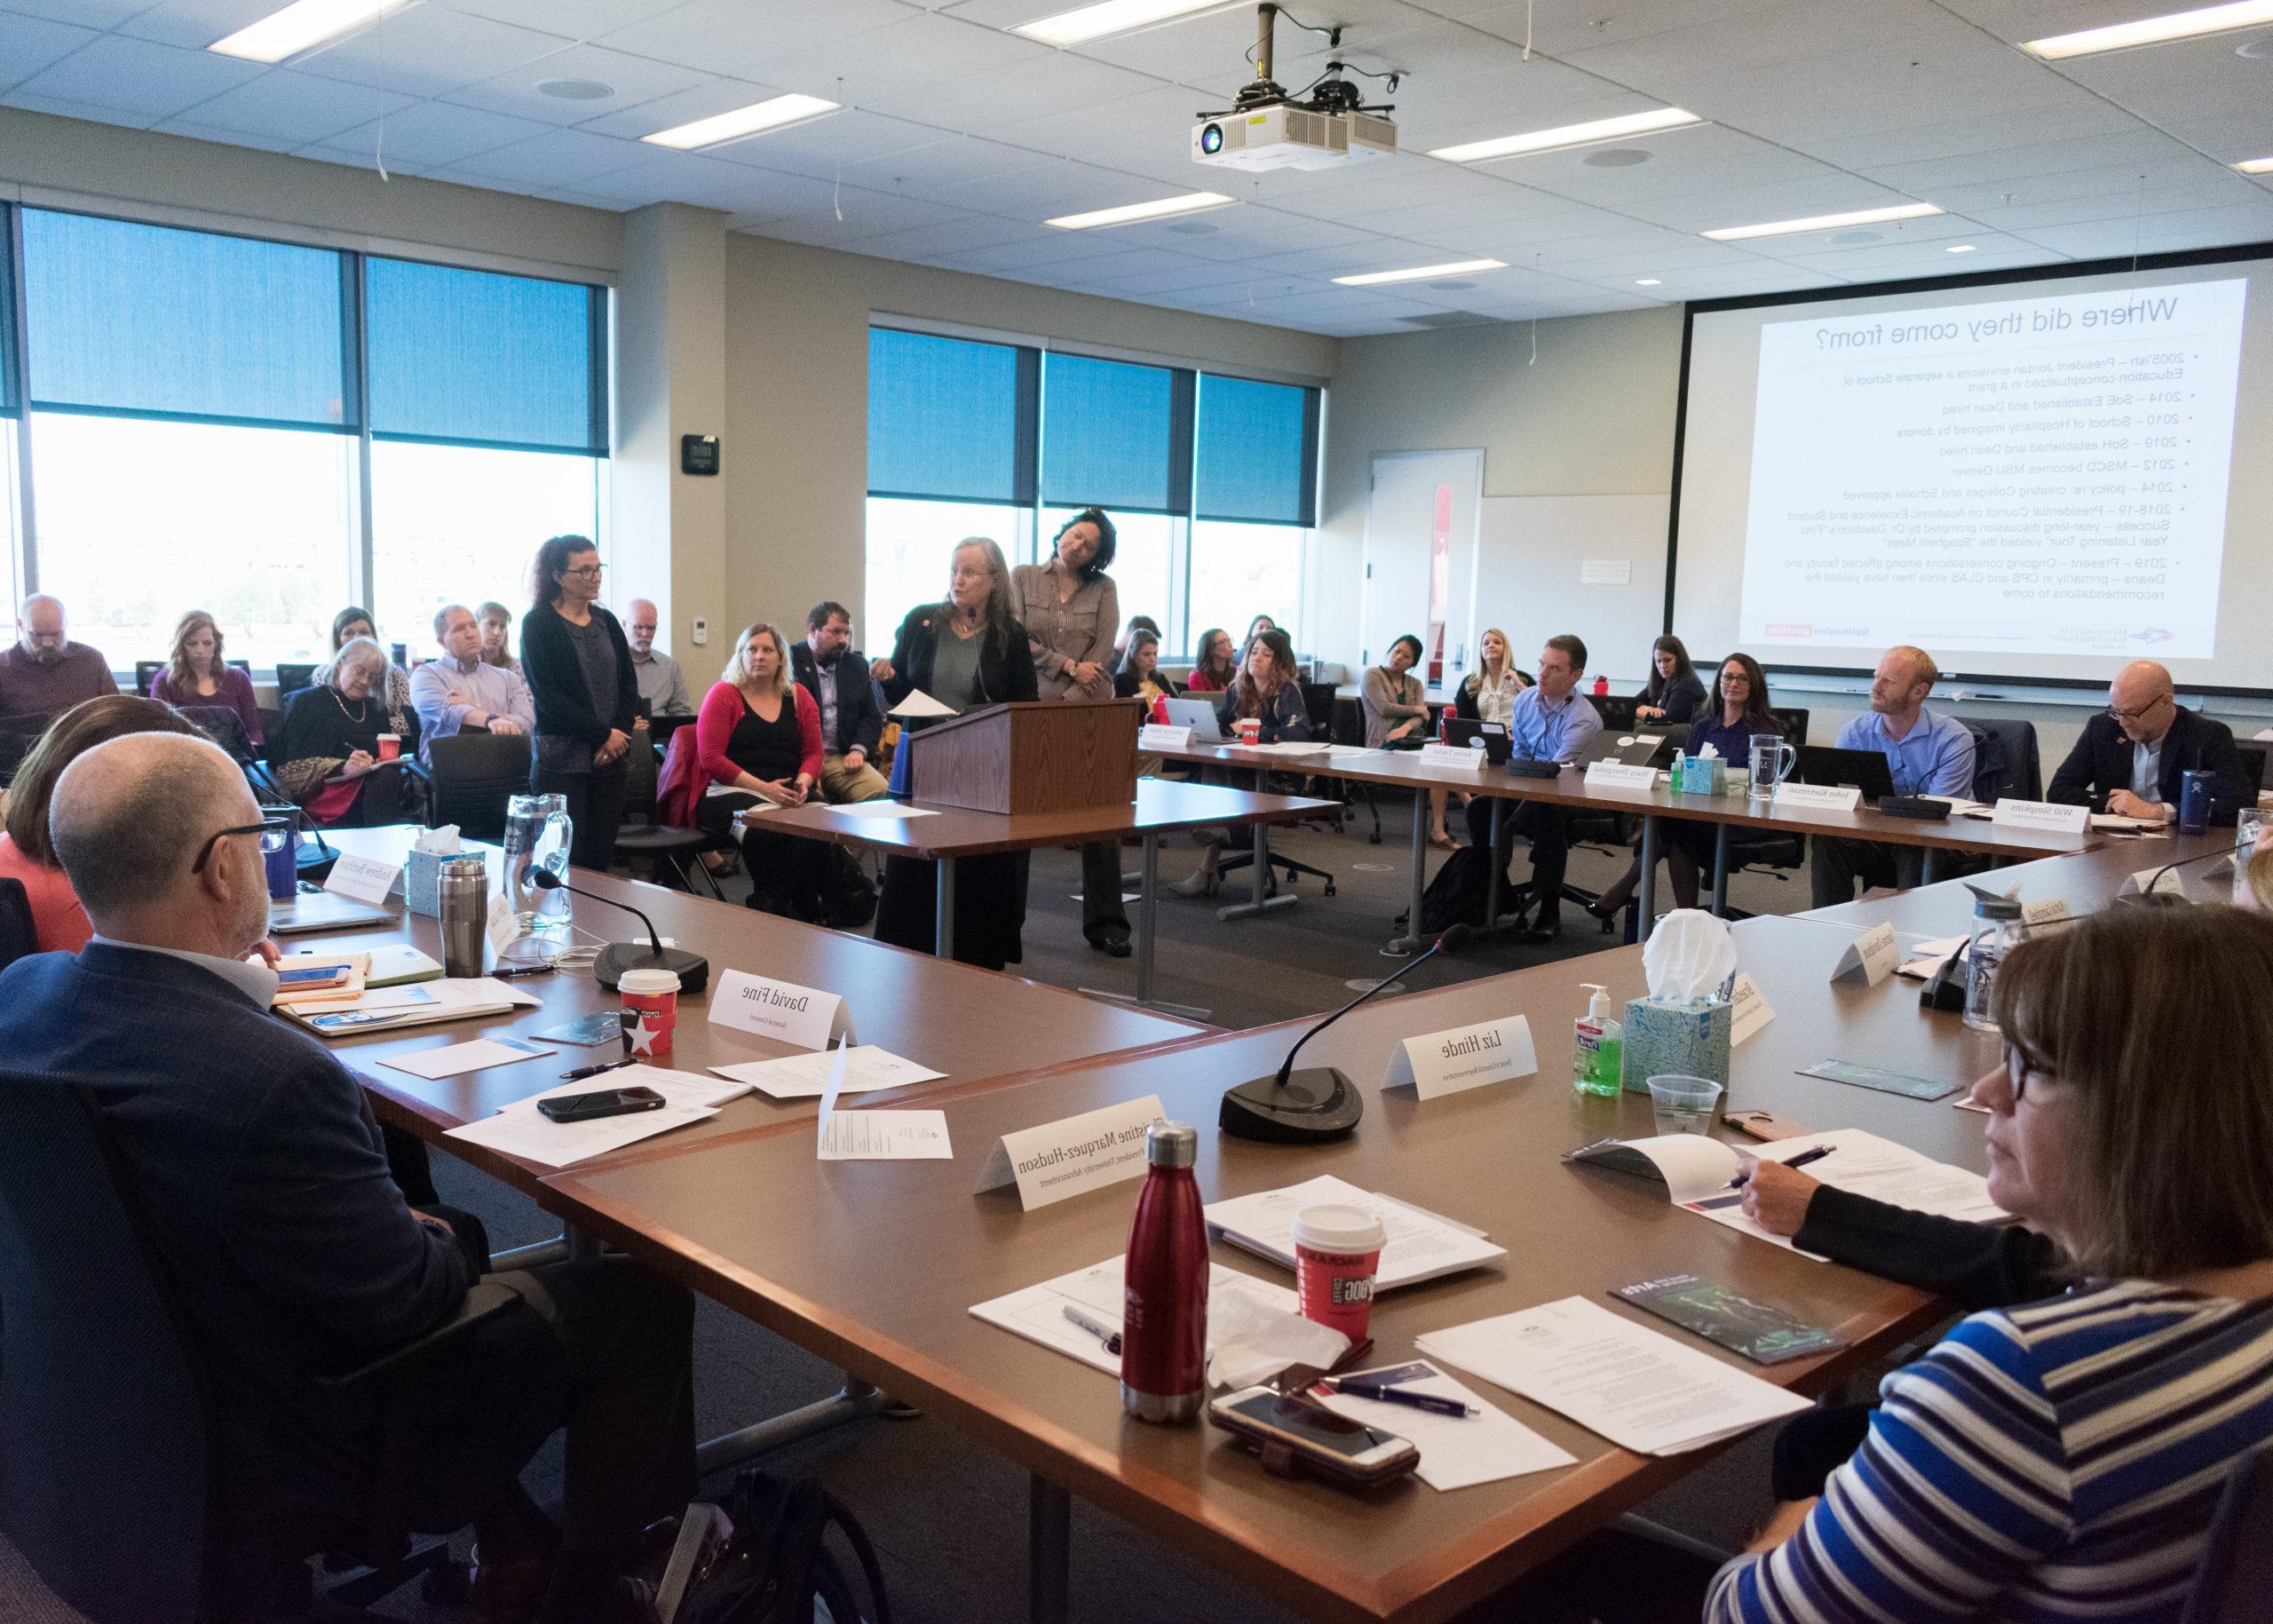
[1213,724,1341,899]
[614,732,725,899]
[2179,1446,2272,1624]
[400,732,532,845]
[1321,682,1384,842]
[0,1073,517,1622]
[2237,744,2268,799]
[134,660,162,697]
[0,878,35,972]
[274,662,318,703]
[0,713,44,788]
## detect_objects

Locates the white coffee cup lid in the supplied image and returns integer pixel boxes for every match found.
[617,967,681,995]
[1289,1202,1386,1255]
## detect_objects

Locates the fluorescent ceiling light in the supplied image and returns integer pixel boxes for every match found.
[2021,0,2273,59]
[209,0,412,62]
[1945,243,1977,253]
[1430,107,1702,163]
[2237,155,2273,173]
[1333,258,1507,286]
[1014,0,1235,46]
[1046,191,1232,229]
[1703,202,1942,241]
[642,93,839,150]
[1635,278,1663,285]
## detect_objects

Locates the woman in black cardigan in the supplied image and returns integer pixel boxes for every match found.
[867,536,1039,969]
[519,534,640,872]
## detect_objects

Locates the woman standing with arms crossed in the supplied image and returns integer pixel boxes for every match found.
[869,537,1040,969]
[519,535,638,872]
[1012,507,1130,959]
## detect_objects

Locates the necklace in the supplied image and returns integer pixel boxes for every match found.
[331,688,369,725]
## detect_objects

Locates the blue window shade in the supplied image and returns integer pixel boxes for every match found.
[1195,375,1319,526]
[0,206,13,416]
[1040,353,1190,514]
[867,328,1034,503]
[21,209,348,429]
[365,257,604,454]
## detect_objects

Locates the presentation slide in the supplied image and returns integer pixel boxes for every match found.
[1673,256,2273,693]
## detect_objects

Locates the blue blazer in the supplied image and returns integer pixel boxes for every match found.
[789,639,884,758]
[0,944,470,1411]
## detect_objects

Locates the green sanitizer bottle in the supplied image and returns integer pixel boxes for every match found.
[1572,983,1623,1098]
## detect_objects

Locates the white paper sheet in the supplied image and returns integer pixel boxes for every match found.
[1676,1129,2008,1256]
[509,1066,752,1113]
[812,1036,954,1160]
[443,1103,716,1168]
[888,689,954,718]
[1203,1174,1504,1289]
[711,1047,945,1100]
[970,1256,1297,1377]
[821,802,939,820]
[1314,1361,1577,1491]
[1418,1296,1810,1456]
[377,1036,554,1080]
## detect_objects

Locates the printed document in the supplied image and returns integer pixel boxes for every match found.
[1203,1174,1505,1289]
[971,1256,1295,1378]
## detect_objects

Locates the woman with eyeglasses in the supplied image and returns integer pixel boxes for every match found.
[271,638,421,828]
[519,535,639,871]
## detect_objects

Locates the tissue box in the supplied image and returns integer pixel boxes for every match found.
[403,846,480,916]
[1675,757,1725,796]
[1620,995,1733,1094]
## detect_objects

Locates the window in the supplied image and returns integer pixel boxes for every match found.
[1195,375,1318,526]
[365,257,605,453]
[867,329,1034,504]
[1039,353,1190,515]
[1190,520,1304,655]
[0,436,20,615]
[1040,505,1178,654]
[863,497,1032,651]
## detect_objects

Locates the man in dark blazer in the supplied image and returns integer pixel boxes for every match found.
[0,733,693,1624]
[2047,659,2252,826]
[792,599,888,803]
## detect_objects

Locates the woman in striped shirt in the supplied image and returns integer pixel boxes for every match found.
[1708,903,2273,1624]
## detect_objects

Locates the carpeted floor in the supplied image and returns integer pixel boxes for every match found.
[2,795,1833,1624]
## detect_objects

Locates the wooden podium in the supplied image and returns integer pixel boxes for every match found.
[902,700,1137,815]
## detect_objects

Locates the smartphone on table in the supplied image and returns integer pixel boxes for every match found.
[536,1086,667,1124]
[1207,1386,1420,1490]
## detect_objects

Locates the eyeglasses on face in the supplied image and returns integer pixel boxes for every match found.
[191,821,275,875]
[2107,693,2168,724]
[561,563,606,579]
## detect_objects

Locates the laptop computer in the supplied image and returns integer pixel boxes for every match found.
[1796,744,1897,801]
[1442,718,1511,764]
[1160,695,1228,743]
[1575,729,1677,770]
[270,889,396,935]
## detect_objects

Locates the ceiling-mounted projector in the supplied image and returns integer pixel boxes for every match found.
[1194,3,1398,173]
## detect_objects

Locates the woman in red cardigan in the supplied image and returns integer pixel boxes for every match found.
[693,622,827,920]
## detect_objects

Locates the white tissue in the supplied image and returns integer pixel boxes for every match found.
[1206,1294,1350,1391]
[412,826,462,854]
[1643,909,1738,1002]
[1696,742,1719,761]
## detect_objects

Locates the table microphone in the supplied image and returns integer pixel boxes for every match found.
[2119,840,2239,907]
[530,868,709,993]
[1221,923,1472,1144]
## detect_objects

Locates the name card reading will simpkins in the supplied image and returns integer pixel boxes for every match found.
[1830,921,1901,987]
[1992,798,2090,836]
[1583,761,1658,790]
[975,1094,1166,1211]
[1138,723,1192,751]
[324,852,401,907]
[1384,1015,1538,1101]
[1774,782,1864,812]
[1418,742,1488,771]
[710,969,854,1050]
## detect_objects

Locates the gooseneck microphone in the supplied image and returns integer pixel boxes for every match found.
[1220,923,1472,1144]
[530,867,709,993]
[2122,839,2244,907]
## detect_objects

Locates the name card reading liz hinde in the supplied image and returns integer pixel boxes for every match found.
[1385,1015,1537,1101]
[1992,797,2090,836]
[1830,921,1901,987]
[323,852,400,907]
[975,1094,1166,1211]
[710,969,854,1050]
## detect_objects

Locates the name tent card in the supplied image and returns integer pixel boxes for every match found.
[323,852,400,907]
[1583,761,1658,790]
[2119,866,2187,899]
[1384,1015,1537,1101]
[975,1094,1166,1211]
[1775,782,1863,812]
[1992,797,2090,835]
[1729,972,1775,1047]
[1138,723,1192,751]
[1830,922,1901,987]
[2021,896,2071,928]
[485,888,519,955]
[1418,742,1488,771]
[710,969,854,1050]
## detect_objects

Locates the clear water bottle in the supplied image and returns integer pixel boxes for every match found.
[1962,884,2027,1034]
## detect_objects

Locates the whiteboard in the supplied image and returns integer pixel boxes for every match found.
[1472,494,1669,687]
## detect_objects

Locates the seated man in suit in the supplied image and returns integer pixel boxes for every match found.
[1810,645,1976,907]
[792,599,888,804]
[0,732,693,1624]
[1469,634,1602,942]
[2047,658,2250,826]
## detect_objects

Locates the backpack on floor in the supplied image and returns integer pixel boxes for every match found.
[820,845,878,931]
[677,1470,892,1624]
[1417,844,1496,935]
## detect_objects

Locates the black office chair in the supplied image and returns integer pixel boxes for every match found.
[274,662,318,703]
[0,877,35,971]
[1968,717,2041,803]
[614,733,724,899]
[1324,682,1385,843]
[0,1073,516,1622]
[177,703,256,764]
[133,660,162,697]
[2237,744,2268,800]
[1592,693,1640,732]
[403,732,532,845]
[0,713,44,788]
[1214,708,1341,900]
[2180,1446,2273,1623]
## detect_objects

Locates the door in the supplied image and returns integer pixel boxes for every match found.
[1360,450,1483,687]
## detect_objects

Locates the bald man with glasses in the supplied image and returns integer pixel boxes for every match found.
[2047,659,2251,826]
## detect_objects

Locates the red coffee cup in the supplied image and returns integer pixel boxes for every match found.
[376,733,401,762]
[1233,717,1262,747]
[1290,1203,1388,1342]
[617,966,680,1057]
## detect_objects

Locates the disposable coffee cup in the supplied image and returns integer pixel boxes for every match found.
[1647,1073,1723,1136]
[376,733,401,762]
[617,966,681,1057]
[1290,1203,1388,1342]
[1233,717,1262,746]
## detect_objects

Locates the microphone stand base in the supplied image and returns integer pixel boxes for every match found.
[593,942,711,994]
[1219,1066,1363,1144]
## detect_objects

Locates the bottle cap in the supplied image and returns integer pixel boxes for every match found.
[1144,1121,1198,1168]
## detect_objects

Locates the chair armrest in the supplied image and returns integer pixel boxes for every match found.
[313,1278,521,1388]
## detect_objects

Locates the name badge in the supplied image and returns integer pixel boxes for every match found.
[1418,742,1487,771]
[1384,1015,1536,1100]
[710,969,853,1050]
[1992,797,2090,835]
[1730,971,1775,1046]
[974,1094,1166,1211]
[1583,761,1658,790]
[1138,723,1192,751]
[1776,782,1864,812]
[324,852,400,907]
[1830,921,1901,987]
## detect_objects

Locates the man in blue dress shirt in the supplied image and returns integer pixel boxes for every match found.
[1810,645,1976,907]
[1468,634,1603,940]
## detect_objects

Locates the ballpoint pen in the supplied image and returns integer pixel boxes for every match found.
[1061,1303,1121,1357]
[1728,1144,1833,1190]
[558,1056,639,1082]
[1323,1381,1477,1418]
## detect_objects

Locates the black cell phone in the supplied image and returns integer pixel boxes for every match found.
[536,1085,667,1123]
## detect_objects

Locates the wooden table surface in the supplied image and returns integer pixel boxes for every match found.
[540,913,1994,1624]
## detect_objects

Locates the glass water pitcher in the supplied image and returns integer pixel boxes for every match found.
[501,792,573,931]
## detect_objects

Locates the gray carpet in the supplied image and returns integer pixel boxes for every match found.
[2,797,1826,1623]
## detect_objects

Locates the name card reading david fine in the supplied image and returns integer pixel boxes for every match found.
[975,1094,1166,1211]
[1583,761,1658,790]
[1384,1015,1537,1101]
[1137,723,1192,751]
[1992,797,2090,836]
[710,969,853,1050]
[1830,921,1901,987]
[1775,782,1863,812]
[1418,742,1487,771]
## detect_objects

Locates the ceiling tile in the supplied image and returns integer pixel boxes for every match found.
[837,132,1062,194]
[445,125,650,186]
[438,0,693,38]
[698,108,954,180]
[602,3,1024,104]
[113,0,300,50]
[0,12,98,91]
[308,100,558,170]
[439,43,715,126]
[290,7,572,100]
[859,47,1161,132]
[0,0,152,24]
[146,66,377,143]
[12,31,262,120]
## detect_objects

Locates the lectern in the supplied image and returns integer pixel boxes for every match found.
[901,700,1137,814]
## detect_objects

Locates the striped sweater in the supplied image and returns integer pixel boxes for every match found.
[1707,1280,2273,1623]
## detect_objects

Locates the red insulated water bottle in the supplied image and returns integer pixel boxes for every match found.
[1121,1121,1208,1423]
[1150,692,1169,725]
[1592,674,1610,697]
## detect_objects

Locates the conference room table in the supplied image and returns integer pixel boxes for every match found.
[538,910,2001,1624]
[749,778,1333,1017]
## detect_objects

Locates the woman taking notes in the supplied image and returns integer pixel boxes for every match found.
[270,638,418,826]
[695,622,825,921]
[519,535,640,872]
[149,609,262,748]
[1360,634,1429,748]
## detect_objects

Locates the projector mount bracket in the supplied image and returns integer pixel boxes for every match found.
[1196,4,1399,122]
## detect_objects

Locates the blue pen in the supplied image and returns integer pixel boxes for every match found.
[1325,1380,1477,1418]
[1728,1145,1833,1190]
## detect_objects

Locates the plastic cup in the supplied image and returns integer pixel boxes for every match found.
[376,733,401,762]
[1647,1073,1723,1136]
[1290,1203,1387,1342]
[1233,717,1262,746]
[617,966,680,1057]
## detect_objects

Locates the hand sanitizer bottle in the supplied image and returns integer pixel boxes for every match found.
[1572,984,1622,1097]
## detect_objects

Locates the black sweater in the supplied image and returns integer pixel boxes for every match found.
[1793,1184,2064,1310]
[883,606,1039,717]
[519,603,639,749]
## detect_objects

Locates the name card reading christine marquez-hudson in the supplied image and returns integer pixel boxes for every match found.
[975,1094,1167,1211]
[1137,723,1193,751]
[1992,797,2091,836]
[323,852,401,907]
[1418,742,1488,771]
[1774,782,1863,812]
[1831,921,1901,988]
[709,969,854,1050]
[1385,1015,1538,1101]
[1583,760,1658,790]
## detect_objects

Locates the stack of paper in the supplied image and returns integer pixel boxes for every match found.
[441,1065,742,1168]
[970,1256,1297,1377]
[1202,1174,1506,1288]
[288,977,540,1036]
[1312,1359,1576,1490]
[1419,1296,1810,1455]
[712,1046,944,1100]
